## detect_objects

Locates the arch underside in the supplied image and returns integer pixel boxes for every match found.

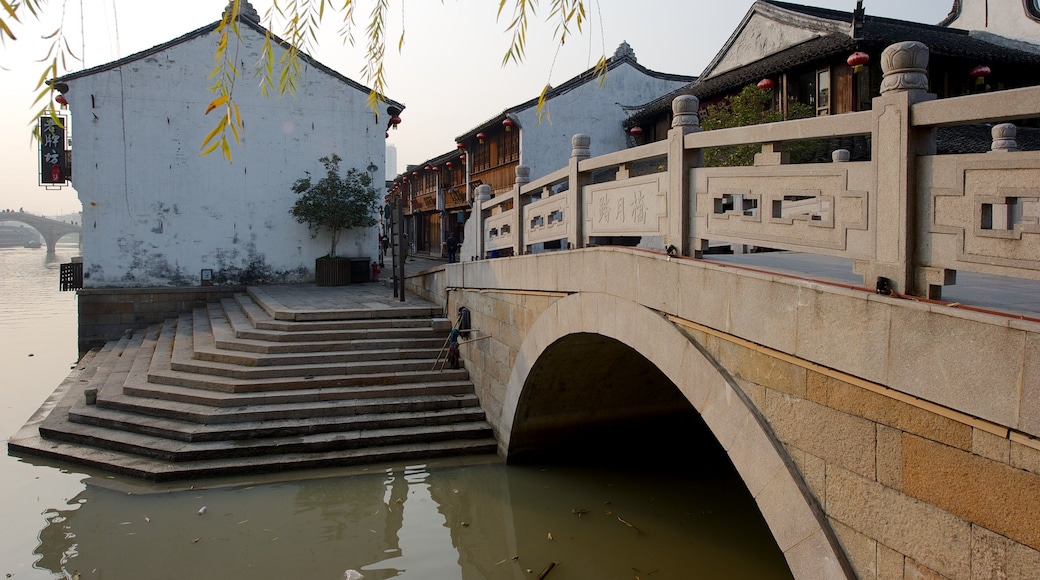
[499,292,853,579]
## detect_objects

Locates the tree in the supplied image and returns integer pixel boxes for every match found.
[290,154,379,258]
[4,0,602,161]
[700,85,815,167]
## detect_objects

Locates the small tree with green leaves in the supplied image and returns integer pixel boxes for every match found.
[290,154,379,258]
[701,85,815,167]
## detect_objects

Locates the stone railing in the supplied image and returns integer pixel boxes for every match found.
[473,40,1040,298]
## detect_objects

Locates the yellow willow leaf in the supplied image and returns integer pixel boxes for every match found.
[0,20,15,41]
[205,94,229,115]
[200,116,228,151]
[200,135,222,156]
[1,1,19,20]
[221,138,232,162]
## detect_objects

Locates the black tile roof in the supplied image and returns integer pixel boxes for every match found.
[625,1,1040,128]
[55,12,405,113]
[455,52,695,142]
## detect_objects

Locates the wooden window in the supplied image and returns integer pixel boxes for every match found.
[816,67,831,116]
[496,131,520,165]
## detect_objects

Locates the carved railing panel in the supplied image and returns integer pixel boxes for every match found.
[922,152,1040,278]
[485,209,515,253]
[524,194,571,246]
[584,174,669,238]
[694,165,870,256]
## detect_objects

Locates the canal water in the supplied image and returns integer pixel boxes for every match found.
[0,244,793,579]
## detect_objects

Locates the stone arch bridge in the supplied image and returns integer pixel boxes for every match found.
[0,211,81,253]
[407,247,1039,579]
[399,41,1040,579]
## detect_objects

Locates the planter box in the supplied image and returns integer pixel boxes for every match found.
[315,258,351,286]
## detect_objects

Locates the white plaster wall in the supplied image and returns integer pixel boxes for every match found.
[947,0,1040,45]
[67,26,385,287]
[514,63,689,181]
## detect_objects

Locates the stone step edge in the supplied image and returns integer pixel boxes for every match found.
[69,403,489,442]
[229,296,440,333]
[40,418,495,462]
[92,388,482,423]
[9,434,498,482]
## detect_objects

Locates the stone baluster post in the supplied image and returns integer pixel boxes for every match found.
[513,165,531,256]
[854,41,940,297]
[667,95,704,257]
[991,123,1019,152]
[474,184,491,260]
[569,134,591,249]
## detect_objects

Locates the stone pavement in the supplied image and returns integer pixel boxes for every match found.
[704,252,1040,318]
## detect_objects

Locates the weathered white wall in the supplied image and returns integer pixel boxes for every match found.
[67,25,386,287]
[946,0,1040,45]
[514,62,688,181]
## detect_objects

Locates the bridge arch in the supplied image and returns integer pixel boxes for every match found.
[0,212,81,253]
[499,291,852,579]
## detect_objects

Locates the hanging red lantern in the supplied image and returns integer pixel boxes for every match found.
[757,78,775,90]
[432,166,440,172]
[390,115,402,129]
[847,51,870,73]
[629,126,643,136]
[446,161,454,169]
[424,165,432,171]
[476,132,486,144]
[55,94,68,106]
[502,118,516,132]
[412,170,419,177]
[970,65,991,85]
[456,142,465,151]
[402,177,409,183]
[459,154,466,163]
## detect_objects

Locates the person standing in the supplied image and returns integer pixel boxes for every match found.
[445,232,459,263]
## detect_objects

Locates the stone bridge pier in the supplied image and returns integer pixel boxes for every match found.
[0,211,81,253]
[408,247,1040,580]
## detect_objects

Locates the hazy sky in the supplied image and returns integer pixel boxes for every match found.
[0,0,953,215]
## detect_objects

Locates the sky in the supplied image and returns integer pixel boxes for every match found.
[0,0,954,216]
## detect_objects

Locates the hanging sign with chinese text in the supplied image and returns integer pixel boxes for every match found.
[39,116,68,185]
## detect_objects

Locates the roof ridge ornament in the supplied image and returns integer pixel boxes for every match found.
[223,0,261,24]
[614,41,636,62]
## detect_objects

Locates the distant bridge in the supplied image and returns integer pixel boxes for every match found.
[0,211,81,253]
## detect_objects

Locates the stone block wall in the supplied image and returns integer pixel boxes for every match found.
[78,286,244,354]
[680,322,1040,580]
[444,288,562,442]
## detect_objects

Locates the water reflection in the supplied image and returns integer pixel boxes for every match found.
[6,245,792,579]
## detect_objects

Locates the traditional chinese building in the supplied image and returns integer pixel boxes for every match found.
[395,42,693,258]
[54,0,403,288]
[624,0,1040,148]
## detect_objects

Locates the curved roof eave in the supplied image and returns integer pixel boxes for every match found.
[55,16,404,112]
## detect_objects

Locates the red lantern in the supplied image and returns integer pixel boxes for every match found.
[446,161,454,169]
[55,94,68,106]
[402,177,409,183]
[390,115,402,129]
[432,166,440,172]
[459,154,466,163]
[502,118,515,131]
[424,165,432,171]
[412,171,418,177]
[456,142,465,151]
[847,51,869,73]
[757,78,775,90]
[629,126,643,136]
[476,132,486,144]
[970,65,991,85]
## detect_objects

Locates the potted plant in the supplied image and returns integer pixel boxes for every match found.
[290,153,379,285]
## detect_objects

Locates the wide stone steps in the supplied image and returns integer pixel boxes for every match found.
[14,289,497,480]
[41,416,494,462]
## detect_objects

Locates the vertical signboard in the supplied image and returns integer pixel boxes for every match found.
[39,116,68,185]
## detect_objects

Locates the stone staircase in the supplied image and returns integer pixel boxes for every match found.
[10,291,497,481]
